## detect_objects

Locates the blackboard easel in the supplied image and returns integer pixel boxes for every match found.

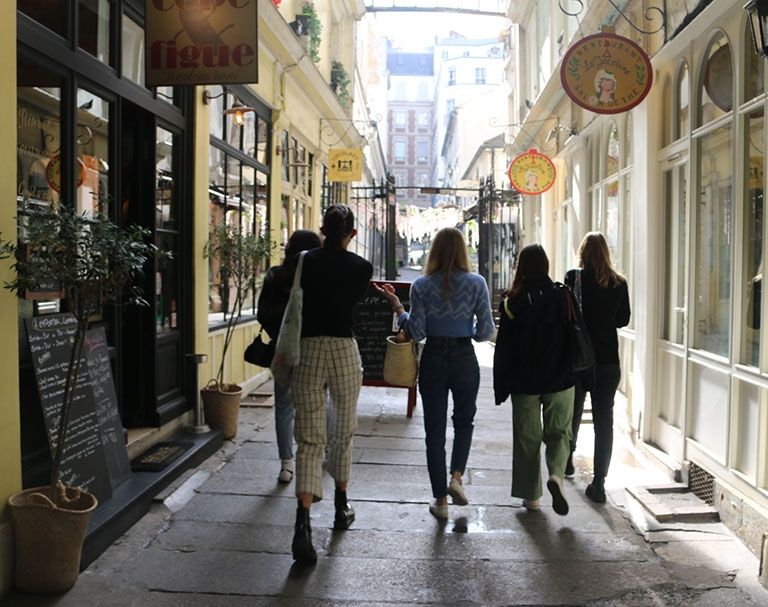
[354,280,417,418]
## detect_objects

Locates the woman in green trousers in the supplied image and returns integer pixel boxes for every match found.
[493,244,575,515]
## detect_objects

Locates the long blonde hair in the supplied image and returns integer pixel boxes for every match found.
[578,231,624,288]
[425,227,470,293]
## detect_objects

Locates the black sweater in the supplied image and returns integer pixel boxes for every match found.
[301,247,373,338]
[493,277,575,403]
[564,268,631,364]
[256,265,292,339]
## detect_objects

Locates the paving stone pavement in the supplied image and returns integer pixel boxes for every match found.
[3,343,768,606]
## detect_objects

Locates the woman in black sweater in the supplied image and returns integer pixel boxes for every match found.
[564,232,631,504]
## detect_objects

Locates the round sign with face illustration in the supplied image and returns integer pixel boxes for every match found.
[507,149,556,196]
[561,31,653,114]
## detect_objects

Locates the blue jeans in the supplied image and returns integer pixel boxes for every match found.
[418,337,480,499]
[275,381,294,460]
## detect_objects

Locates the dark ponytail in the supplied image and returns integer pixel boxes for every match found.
[321,205,355,250]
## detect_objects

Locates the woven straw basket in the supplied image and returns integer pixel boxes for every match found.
[383,336,418,388]
[201,379,243,439]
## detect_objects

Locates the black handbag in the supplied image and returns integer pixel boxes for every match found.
[244,329,275,367]
[562,286,595,373]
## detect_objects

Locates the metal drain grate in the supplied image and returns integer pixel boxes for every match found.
[688,462,715,506]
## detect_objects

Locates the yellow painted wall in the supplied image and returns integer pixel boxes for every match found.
[0,3,20,519]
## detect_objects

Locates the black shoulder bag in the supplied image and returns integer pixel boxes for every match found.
[244,328,275,367]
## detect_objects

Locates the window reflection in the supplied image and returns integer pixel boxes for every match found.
[746,27,765,101]
[76,89,110,216]
[607,124,619,177]
[17,61,62,205]
[677,63,689,139]
[662,78,672,148]
[19,0,66,37]
[694,126,732,356]
[122,14,145,86]
[743,112,764,367]
[155,127,179,333]
[700,39,732,126]
[79,0,111,65]
[663,166,687,344]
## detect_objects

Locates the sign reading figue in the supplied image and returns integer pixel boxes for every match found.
[146,0,258,87]
[507,149,556,196]
[561,30,652,115]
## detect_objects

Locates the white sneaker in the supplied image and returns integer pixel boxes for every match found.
[278,459,294,483]
[447,477,469,505]
[429,501,449,520]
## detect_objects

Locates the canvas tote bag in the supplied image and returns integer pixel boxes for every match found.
[271,251,306,388]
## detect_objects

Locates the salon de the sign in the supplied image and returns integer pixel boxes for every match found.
[560,30,652,115]
[145,0,259,87]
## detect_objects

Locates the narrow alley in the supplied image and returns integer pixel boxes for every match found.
[3,344,766,607]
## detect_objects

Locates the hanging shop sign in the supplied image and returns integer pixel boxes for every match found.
[145,0,259,87]
[560,30,652,115]
[507,149,556,196]
[328,148,363,182]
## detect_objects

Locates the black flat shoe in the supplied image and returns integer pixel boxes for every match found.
[586,482,607,504]
[292,505,317,564]
[334,489,355,530]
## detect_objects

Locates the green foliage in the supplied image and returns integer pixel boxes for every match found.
[204,221,273,384]
[301,1,322,64]
[0,203,162,502]
[331,60,351,109]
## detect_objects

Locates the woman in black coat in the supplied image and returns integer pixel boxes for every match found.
[564,232,631,504]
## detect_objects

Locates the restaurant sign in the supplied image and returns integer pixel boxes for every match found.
[507,149,556,196]
[145,0,258,87]
[561,31,652,115]
[328,149,363,182]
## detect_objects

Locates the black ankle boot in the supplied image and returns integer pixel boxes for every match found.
[585,477,606,504]
[334,489,355,530]
[292,505,317,564]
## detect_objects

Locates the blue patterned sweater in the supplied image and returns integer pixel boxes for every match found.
[397,271,495,342]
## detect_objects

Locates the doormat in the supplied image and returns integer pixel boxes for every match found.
[131,441,193,472]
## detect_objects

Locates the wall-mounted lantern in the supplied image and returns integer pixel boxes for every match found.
[745,0,768,57]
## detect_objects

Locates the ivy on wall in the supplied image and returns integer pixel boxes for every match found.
[301,2,322,63]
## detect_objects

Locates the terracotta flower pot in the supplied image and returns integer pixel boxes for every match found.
[9,484,97,593]
[201,379,243,439]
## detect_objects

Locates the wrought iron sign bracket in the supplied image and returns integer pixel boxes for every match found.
[558,0,665,36]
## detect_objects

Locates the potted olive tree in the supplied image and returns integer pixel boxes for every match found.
[0,202,161,593]
[203,220,272,439]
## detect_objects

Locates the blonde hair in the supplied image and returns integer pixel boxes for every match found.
[578,231,624,288]
[425,227,470,293]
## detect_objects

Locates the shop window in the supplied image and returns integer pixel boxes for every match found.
[19,0,67,37]
[746,24,765,102]
[17,60,63,205]
[78,0,111,65]
[677,62,689,140]
[256,119,269,165]
[121,13,145,86]
[694,125,732,356]
[621,175,633,329]
[662,165,687,344]
[699,36,732,127]
[280,131,290,182]
[742,110,764,367]
[623,114,633,168]
[448,67,456,85]
[76,89,111,217]
[606,123,619,178]
[208,86,225,140]
[605,178,619,262]
[155,127,179,334]
[475,67,486,84]
[662,77,672,147]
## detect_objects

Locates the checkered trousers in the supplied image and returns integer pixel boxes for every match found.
[292,337,363,500]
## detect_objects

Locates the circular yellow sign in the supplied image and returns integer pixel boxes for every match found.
[561,32,652,114]
[507,149,556,195]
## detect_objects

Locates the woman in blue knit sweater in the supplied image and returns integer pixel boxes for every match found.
[376,227,495,519]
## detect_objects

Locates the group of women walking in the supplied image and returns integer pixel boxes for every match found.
[257,204,629,565]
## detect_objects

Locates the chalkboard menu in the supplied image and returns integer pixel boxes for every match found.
[353,281,411,382]
[84,328,131,489]
[25,315,114,502]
